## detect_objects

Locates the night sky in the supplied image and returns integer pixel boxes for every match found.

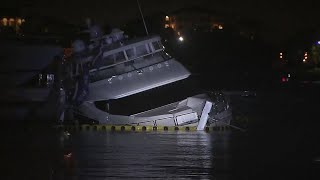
[4,0,320,45]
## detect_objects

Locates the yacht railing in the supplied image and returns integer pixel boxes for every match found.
[90,49,164,73]
[131,101,178,116]
[130,111,199,126]
[89,51,171,83]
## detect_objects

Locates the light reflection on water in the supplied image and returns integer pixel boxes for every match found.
[62,131,234,180]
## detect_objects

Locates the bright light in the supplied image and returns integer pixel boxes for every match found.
[178,36,184,42]
[303,52,308,61]
[280,52,283,59]
[8,18,15,26]
[2,18,8,26]
[317,41,320,45]
[218,25,223,30]
[17,18,22,25]
[165,16,169,21]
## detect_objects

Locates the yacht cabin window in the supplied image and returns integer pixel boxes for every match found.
[102,55,115,67]
[136,45,148,57]
[125,48,136,60]
[115,51,126,63]
[152,41,162,50]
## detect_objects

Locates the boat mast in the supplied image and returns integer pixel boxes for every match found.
[136,0,149,35]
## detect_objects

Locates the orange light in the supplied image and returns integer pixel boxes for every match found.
[2,18,8,26]
[17,18,22,25]
[8,18,15,26]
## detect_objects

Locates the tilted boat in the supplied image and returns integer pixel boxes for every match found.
[62,28,232,129]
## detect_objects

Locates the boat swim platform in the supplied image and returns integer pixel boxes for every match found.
[54,125,233,132]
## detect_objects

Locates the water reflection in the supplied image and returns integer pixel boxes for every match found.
[60,131,234,180]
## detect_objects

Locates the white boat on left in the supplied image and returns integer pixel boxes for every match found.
[0,37,65,123]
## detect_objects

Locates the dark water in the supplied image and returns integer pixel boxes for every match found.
[3,126,319,180]
[61,131,240,180]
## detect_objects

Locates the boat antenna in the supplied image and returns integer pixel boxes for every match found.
[136,0,149,35]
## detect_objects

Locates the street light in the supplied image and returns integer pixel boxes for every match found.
[303,52,308,63]
[279,52,283,60]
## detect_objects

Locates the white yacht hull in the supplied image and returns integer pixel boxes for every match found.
[77,93,232,127]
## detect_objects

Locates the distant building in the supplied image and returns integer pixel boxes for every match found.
[0,8,26,33]
[164,7,225,33]
[163,7,259,40]
[283,27,320,66]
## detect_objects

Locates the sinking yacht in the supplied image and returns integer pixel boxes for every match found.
[63,28,232,128]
